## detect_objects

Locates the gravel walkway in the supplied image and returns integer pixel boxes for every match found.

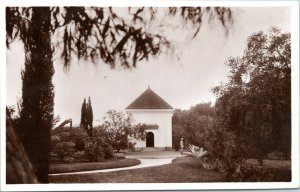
[49,157,177,176]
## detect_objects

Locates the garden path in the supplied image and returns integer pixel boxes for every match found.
[50,151,185,176]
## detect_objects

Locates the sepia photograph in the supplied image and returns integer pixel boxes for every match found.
[1,0,299,191]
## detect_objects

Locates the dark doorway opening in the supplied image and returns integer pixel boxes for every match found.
[146,132,154,147]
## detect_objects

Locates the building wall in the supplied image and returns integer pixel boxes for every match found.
[126,109,173,150]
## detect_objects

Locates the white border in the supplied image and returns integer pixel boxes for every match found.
[291,0,300,188]
[1,0,299,191]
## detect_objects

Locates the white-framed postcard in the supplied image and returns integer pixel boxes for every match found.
[1,0,299,191]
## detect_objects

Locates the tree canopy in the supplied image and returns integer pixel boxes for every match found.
[211,28,291,176]
[102,110,133,152]
[172,103,215,149]
[7,7,233,69]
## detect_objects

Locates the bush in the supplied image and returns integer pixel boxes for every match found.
[55,141,75,162]
[56,131,71,141]
[114,152,126,159]
[51,127,89,152]
[69,127,88,151]
[127,141,136,152]
[50,135,61,151]
[103,145,114,159]
[74,137,86,151]
[84,137,114,162]
[231,164,291,182]
[84,139,104,161]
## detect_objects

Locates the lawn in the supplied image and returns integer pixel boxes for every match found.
[49,156,226,183]
[246,159,291,169]
[49,158,140,174]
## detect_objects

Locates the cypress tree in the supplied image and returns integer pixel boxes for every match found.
[80,97,93,137]
[18,7,54,183]
[80,98,87,130]
[87,96,93,130]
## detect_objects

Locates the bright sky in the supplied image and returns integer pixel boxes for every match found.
[6,7,290,126]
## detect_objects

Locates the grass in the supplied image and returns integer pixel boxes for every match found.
[245,159,291,169]
[49,158,140,174]
[49,156,226,183]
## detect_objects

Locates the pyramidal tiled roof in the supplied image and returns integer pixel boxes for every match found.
[126,87,173,109]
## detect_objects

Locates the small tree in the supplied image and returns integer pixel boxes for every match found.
[102,110,133,152]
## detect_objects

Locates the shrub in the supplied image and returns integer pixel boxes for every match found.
[103,145,114,159]
[231,164,291,182]
[127,141,136,152]
[55,141,75,161]
[63,156,75,163]
[50,135,61,151]
[56,131,71,142]
[84,139,104,161]
[74,137,86,151]
[114,152,126,159]
[84,137,114,162]
[69,127,88,151]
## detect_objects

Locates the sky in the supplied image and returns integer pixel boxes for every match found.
[6,7,291,126]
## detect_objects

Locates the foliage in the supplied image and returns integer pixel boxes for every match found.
[80,98,87,128]
[6,105,22,136]
[232,164,291,182]
[50,135,61,150]
[55,142,76,162]
[103,145,115,160]
[7,7,233,68]
[131,123,147,141]
[80,97,94,137]
[84,137,114,162]
[87,97,93,132]
[6,106,17,119]
[210,28,291,178]
[172,103,215,150]
[10,7,55,183]
[102,110,134,152]
[51,126,88,152]
[69,127,89,151]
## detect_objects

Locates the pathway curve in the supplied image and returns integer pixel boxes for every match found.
[50,151,186,176]
[49,158,175,176]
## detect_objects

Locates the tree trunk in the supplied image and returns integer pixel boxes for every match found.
[6,117,38,184]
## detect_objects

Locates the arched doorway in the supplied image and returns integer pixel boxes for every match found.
[146,132,154,147]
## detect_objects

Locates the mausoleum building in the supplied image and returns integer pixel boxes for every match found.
[126,87,174,151]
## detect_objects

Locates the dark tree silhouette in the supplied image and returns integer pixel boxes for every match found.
[80,97,93,137]
[87,96,94,136]
[6,7,233,183]
[9,7,54,183]
[80,98,88,133]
